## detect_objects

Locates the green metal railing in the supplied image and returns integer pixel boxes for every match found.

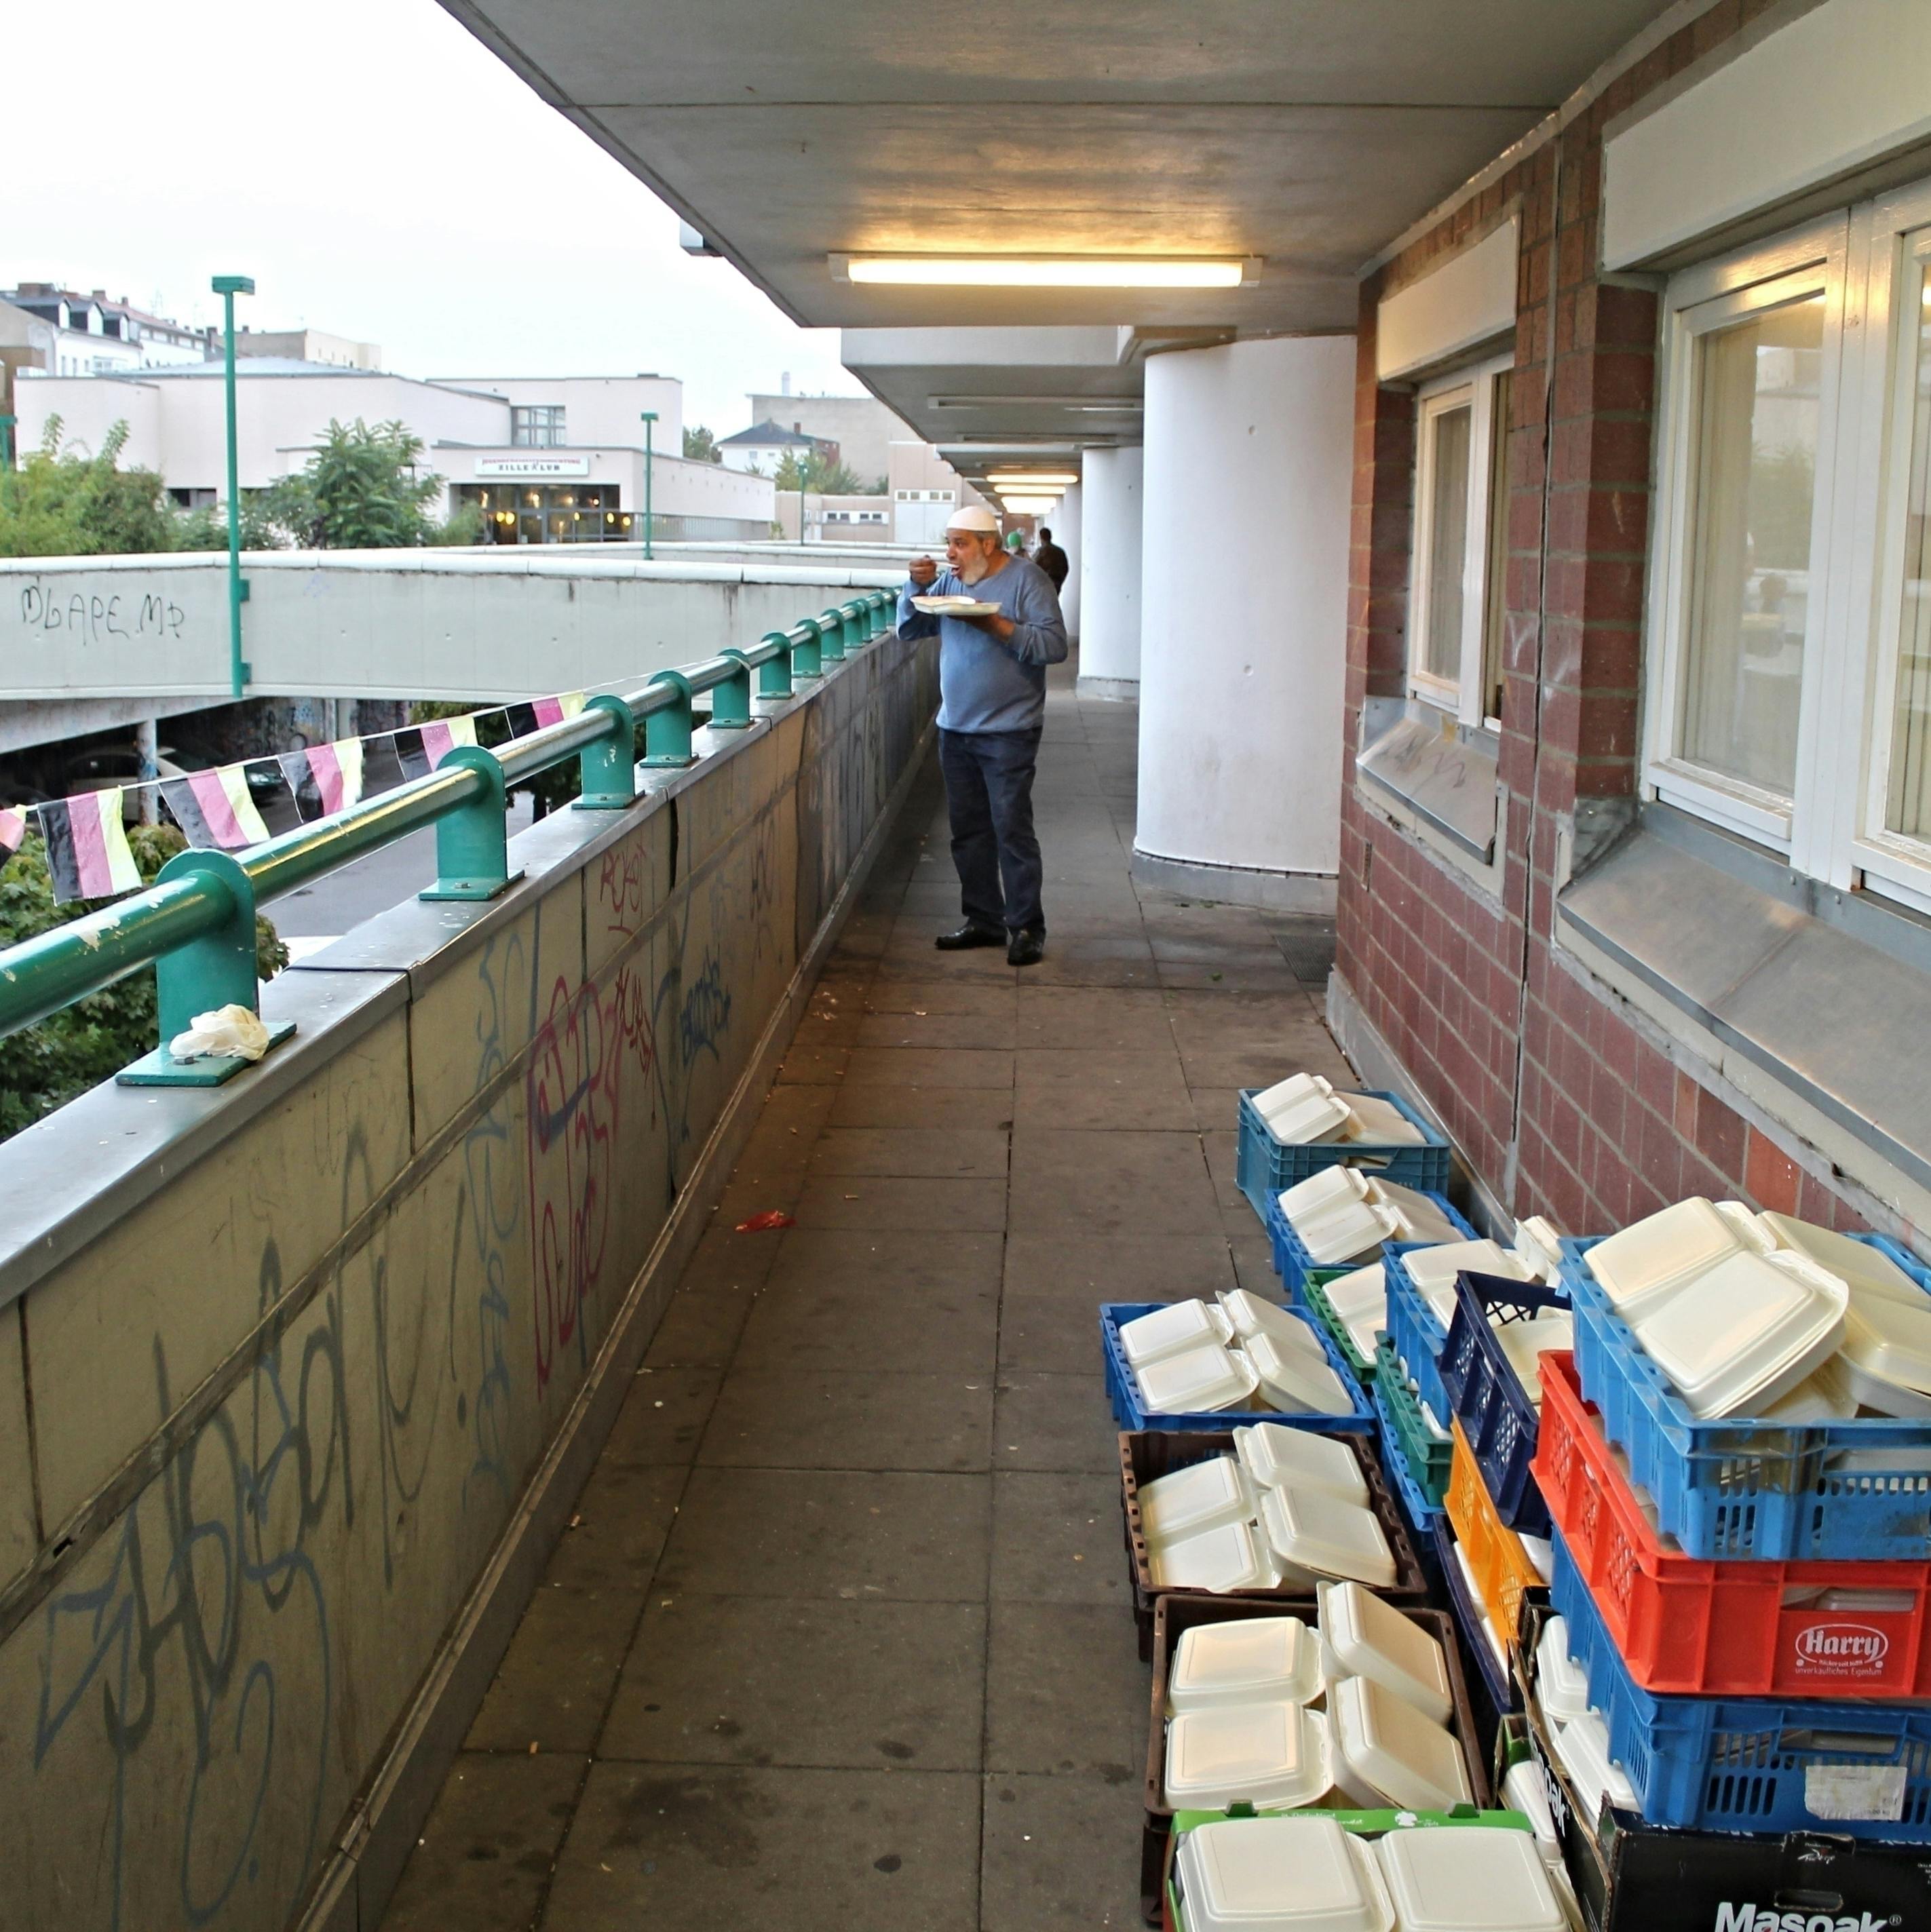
[0,589,896,1088]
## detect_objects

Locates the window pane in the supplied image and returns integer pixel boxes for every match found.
[1887,266,1931,841]
[1422,404,1472,684]
[1482,370,1514,722]
[1680,294,1823,795]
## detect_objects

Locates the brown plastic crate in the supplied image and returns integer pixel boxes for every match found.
[1136,1593,1493,1926]
[1118,1428,1429,1663]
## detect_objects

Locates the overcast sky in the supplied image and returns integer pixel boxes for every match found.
[12,0,864,436]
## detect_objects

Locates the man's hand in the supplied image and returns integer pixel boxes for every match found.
[909,554,939,588]
[961,611,1016,642]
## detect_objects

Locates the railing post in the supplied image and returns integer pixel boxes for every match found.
[643,670,696,767]
[817,606,847,663]
[791,618,823,682]
[712,651,755,728]
[572,693,639,809]
[757,631,795,699]
[841,598,869,646]
[119,848,295,1086]
[871,590,892,636]
[421,746,524,900]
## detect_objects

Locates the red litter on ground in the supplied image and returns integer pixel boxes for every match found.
[734,1211,796,1232]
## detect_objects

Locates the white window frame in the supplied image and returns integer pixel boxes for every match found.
[1408,350,1513,729]
[1644,212,1850,860]
[1643,185,1931,913]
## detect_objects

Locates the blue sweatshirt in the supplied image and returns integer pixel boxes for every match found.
[896,554,1069,733]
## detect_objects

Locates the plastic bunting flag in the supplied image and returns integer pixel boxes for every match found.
[157,766,271,852]
[0,807,24,861]
[40,789,142,904]
[418,714,478,767]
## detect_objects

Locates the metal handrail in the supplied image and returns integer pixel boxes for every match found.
[0,588,895,1073]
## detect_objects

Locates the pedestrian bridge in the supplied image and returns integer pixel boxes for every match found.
[0,543,910,752]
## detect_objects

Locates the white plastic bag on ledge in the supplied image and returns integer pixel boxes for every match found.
[170,1003,271,1064]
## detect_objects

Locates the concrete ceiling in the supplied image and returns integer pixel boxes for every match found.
[440,0,1684,448]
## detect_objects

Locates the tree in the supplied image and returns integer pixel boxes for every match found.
[0,822,288,1144]
[771,447,866,497]
[682,425,723,463]
[256,419,480,549]
[0,417,184,558]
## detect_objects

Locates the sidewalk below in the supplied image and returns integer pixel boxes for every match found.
[378,665,1349,1931]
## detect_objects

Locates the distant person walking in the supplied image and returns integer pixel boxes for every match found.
[898,506,1069,966]
[1033,526,1070,593]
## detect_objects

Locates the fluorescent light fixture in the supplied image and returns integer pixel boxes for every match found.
[988,473,1077,488]
[999,496,1059,512]
[834,254,1258,289]
[930,395,1145,412]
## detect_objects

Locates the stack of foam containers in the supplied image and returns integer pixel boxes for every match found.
[1528,1197,1931,1844]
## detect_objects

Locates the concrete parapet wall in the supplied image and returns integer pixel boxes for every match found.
[0,631,938,1932]
[0,548,906,706]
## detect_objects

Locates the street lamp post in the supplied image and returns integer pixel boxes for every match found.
[798,469,806,547]
[639,410,657,560]
[212,275,254,699]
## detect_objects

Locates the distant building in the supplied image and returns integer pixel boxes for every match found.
[745,391,908,482]
[0,300,56,429]
[2,284,211,376]
[235,328,381,371]
[888,440,988,547]
[716,419,833,477]
[13,364,773,543]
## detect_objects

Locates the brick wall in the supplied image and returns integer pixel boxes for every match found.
[1335,0,1868,1239]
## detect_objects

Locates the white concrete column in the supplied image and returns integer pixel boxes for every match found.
[134,717,159,825]
[1076,446,1143,697]
[1134,336,1354,908]
[1050,482,1082,638]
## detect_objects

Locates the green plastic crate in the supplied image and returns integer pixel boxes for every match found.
[1300,1273,1377,1384]
[1375,1338,1453,1507]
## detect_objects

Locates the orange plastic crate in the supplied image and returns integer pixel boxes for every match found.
[1443,1414,1540,1648]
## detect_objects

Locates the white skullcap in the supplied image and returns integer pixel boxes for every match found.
[944,504,1000,535]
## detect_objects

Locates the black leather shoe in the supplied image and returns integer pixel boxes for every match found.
[1007,927,1046,967]
[935,921,1007,951]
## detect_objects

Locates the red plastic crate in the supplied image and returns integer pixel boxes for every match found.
[1534,1350,1931,1700]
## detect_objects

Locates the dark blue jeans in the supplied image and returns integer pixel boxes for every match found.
[939,725,1045,934]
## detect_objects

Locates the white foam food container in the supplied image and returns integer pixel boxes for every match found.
[1341,1094,1427,1145]
[1280,1165,1376,1226]
[1323,1262,1387,1326]
[1400,1240,1531,1324]
[1491,1311,1573,1406]
[1122,1298,1236,1368]
[1630,1247,1848,1418]
[1375,1182,1465,1247]
[1265,1087,1356,1146]
[1840,1290,1931,1417]
[1166,1700,1335,1812]
[1140,1454,1258,1545]
[1763,1212,1923,1304]
[1316,1580,1452,1723]
[1150,1519,1281,1594]
[1761,1355,1860,1423]
[1237,1424,1370,1506]
[1450,1541,1509,1678]
[1254,1070,1331,1123]
[1533,1617,1592,1724]
[1301,1201,1400,1268]
[1512,1215,1567,1281]
[1139,1343,1261,1416]
[1246,1332,1352,1417]
[1503,1758,1563,1861]
[1374,1825,1564,1932]
[1169,1615,1325,1716]
[1223,1290,1329,1360]
[1552,1708,1639,1816]
[1584,1197,1742,1315]
[1261,1486,1396,1589]
[1328,1674,1474,1811]
[1172,1815,1395,1932]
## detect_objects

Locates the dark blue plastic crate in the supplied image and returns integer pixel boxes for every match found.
[1434,1520,1518,1717]
[1560,1232,1931,1561]
[1098,1301,1373,1435]
[1267,1189,1476,1303]
[1438,1272,1570,1538]
[1236,1086,1451,1223]
[1550,1528,1931,1838]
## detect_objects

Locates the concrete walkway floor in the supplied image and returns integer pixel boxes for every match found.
[379,667,1352,1932]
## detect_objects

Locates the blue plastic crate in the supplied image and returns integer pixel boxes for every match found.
[1433,1520,1517,1716]
[1550,1528,1931,1838]
[1235,1087,1451,1223]
[1374,1370,1445,1543]
[1438,1273,1570,1539]
[1267,1189,1476,1302]
[1559,1232,1931,1561]
[1382,1235,1481,1426]
[1098,1301,1374,1435]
